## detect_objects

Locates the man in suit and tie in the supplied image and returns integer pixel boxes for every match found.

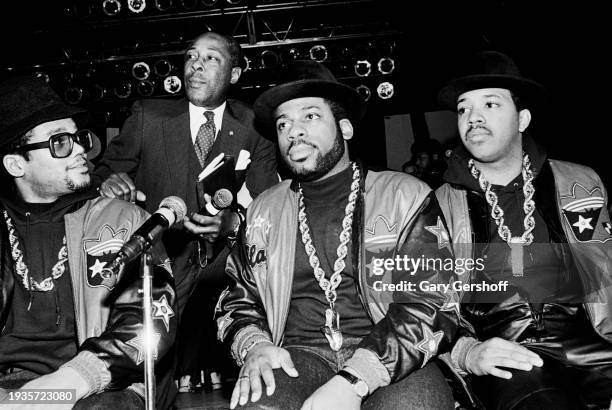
[93,31,279,398]
[94,31,278,314]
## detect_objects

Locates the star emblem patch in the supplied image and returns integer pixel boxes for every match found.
[424,216,451,251]
[152,295,175,332]
[440,287,461,318]
[572,215,594,233]
[83,225,128,290]
[560,182,610,243]
[216,312,234,342]
[246,216,271,237]
[415,324,444,366]
[126,332,161,365]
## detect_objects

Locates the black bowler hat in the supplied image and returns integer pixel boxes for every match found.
[253,60,366,133]
[437,51,546,110]
[0,75,88,152]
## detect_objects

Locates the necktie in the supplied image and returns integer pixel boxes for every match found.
[194,110,216,167]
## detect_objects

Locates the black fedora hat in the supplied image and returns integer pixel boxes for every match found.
[438,51,546,110]
[254,60,366,133]
[0,75,88,152]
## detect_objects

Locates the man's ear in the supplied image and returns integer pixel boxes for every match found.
[2,154,26,178]
[230,67,242,85]
[518,109,532,133]
[339,119,354,141]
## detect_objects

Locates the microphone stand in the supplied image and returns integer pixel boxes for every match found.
[141,251,156,410]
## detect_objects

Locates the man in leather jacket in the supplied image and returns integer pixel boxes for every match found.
[215,61,463,410]
[0,75,177,408]
[436,51,612,409]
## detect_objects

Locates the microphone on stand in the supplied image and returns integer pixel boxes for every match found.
[108,196,187,272]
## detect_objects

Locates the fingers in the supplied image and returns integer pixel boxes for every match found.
[489,355,534,372]
[488,366,513,379]
[230,376,246,409]
[259,362,276,396]
[183,214,221,238]
[279,352,298,378]
[135,190,146,202]
[249,367,264,403]
[489,338,543,366]
[238,372,253,407]
[504,349,543,367]
[472,338,544,378]
[100,173,140,202]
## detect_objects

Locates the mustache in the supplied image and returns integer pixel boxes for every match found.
[286,139,316,155]
[66,154,88,170]
[186,73,206,82]
[467,124,490,135]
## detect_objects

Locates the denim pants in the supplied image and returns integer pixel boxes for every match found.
[0,369,144,409]
[237,337,454,410]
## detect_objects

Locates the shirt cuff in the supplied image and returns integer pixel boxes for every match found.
[451,336,481,375]
[60,350,111,397]
[231,325,273,366]
[343,348,391,395]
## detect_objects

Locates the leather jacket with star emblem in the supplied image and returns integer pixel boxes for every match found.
[436,137,612,374]
[216,164,465,392]
[0,192,177,406]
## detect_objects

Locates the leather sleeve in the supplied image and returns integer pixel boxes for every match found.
[214,230,272,355]
[358,192,462,382]
[92,100,144,185]
[79,220,177,390]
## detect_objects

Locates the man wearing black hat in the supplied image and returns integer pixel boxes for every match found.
[436,51,612,409]
[0,75,177,408]
[215,60,464,409]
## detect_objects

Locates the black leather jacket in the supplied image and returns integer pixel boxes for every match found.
[438,139,612,366]
[0,193,177,405]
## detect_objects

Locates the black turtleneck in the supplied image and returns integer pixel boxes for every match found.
[284,166,372,343]
[0,190,88,375]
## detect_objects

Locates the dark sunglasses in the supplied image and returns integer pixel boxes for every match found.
[16,129,94,159]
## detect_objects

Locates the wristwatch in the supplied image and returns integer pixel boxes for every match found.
[336,369,368,398]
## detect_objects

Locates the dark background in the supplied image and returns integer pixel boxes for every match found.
[1,0,609,188]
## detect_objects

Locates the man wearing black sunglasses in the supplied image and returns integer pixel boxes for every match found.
[0,75,177,409]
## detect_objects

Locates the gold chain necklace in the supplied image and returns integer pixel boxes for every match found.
[468,153,536,277]
[297,162,360,351]
[3,209,68,292]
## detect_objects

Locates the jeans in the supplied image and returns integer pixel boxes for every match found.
[237,337,454,410]
[0,368,144,409]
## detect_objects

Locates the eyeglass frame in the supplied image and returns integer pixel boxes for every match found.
[14,129,94,159]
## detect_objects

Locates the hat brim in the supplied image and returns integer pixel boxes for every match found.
[1,103,88,149]
[437,74,546,110]
[253,79,366,137]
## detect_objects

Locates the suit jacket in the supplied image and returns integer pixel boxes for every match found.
[93,97,279,313]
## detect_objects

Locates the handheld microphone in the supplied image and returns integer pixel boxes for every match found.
[109,196,187,271]
[197,189,234,262]
[199,188,233,216]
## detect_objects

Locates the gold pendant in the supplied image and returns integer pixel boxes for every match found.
[323,308,343,351]
[508,237,525,277]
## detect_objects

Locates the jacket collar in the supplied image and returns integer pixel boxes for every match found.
[443,134,548,191]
